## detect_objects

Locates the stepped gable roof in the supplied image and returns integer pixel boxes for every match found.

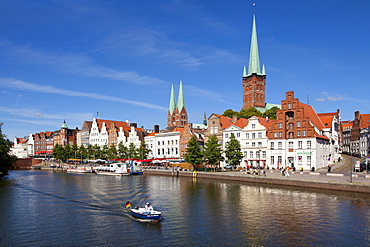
[341,120,353,130]
[96,119,130,132]
[318,112,337,128]
[298,102,325,130]
[16,137,27,144]
[213,114,234,129]
[234,118,249,128]
[82,120,93,129]
[360,114,370,129]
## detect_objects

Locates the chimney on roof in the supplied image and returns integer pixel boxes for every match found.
[126,120,130,125]
[154,125,159,133]
[266,117,269,122]
[232,115,237,123]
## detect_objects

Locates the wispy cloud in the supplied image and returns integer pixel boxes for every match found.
[316,92,346,102]
[184,85,237,105]
[0,41,167,85]
[0,106,92,120]
[101,29,204,69]
[0,78,167,111]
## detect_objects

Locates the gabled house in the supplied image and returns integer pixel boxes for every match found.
[267,91,331,171]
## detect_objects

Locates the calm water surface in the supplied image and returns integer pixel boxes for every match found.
[0,170,370,246]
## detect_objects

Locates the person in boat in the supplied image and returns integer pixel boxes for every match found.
[145,202,153,211]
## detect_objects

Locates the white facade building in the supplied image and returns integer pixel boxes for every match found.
[144,131,180,159]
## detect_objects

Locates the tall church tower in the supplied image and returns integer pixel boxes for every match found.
[167,79,188,128]
[242,14,266,110]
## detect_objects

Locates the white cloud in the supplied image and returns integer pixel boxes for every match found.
[0,78,167,111]
[0,42,167,85]
[315,92,346,102]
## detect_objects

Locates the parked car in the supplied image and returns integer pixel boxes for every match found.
[354,162,366,172]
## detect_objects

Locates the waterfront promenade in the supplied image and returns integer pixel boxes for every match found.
[144,155,370,194]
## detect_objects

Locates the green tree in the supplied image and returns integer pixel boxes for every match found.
[53,143,64,162]
[222,109,238,118]
[71,144,79,159]
[238,107,262,119]
[127,143,137,159]
[204,135,224,167]
[107,144,117,160]
[184,135,203,169]
[0,123,17,177]
[117,142,128,159]
[78,145,87,160]
[224,133,243,169]
[101,144,109,160]
[136,141,150,160]
[64,144,72,160]
[262,106,279,120]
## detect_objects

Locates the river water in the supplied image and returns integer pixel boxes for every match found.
[0,170,370,246]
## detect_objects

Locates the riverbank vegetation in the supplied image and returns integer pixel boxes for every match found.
[0,123,17,177]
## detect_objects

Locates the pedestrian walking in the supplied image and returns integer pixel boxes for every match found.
[281,167,285,176]
[285,167,290,177]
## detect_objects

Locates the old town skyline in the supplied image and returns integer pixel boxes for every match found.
[1,1,370,139]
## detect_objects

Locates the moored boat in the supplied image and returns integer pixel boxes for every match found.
[66,167,94,173]
[95,163,130,176]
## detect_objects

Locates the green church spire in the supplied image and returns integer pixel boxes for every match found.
[61,120,68,129]
[177,79,186,112]
[248,14,261,75]
[169,84,177,115]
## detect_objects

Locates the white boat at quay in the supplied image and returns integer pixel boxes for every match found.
[66,166,94,173]
[95,163,130,176]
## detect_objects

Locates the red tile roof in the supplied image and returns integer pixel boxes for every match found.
[318,112,336,128]
[360,114,370,129]
[299,102,325,130]
[213,114,234,129]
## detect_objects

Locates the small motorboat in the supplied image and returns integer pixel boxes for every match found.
[128,202,162,220]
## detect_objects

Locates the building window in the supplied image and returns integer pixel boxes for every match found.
[246,142,250,147]
[252,133,256,139]
[244,151,248,158]
[297,121,301,127]
[279,132,282,138]
[262,151,266,159]
[252,124,256,129]
[288,103,292,109]
[250,151,253,159]
[271,156,275,166]
[246,133,250,139]
[298,141,302,149]
[302,130,306,137]
[279,123,282,129]
[237,132,240,137]
[274,132,278,138]
[298,156,302,165]
[307,141,311,149]
[289,141,293,148]
[278,142,282,149]
[256,151,260,159]
[297,131,301,137]
[278,156,282,166]
[258,142,262,147]
[225,133,229,138]
[252,142,256,147]
[270,142,274,149]
[258,132,262,138]
[307,156,311,165]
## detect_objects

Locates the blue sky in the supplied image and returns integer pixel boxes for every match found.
[1,0,370,139]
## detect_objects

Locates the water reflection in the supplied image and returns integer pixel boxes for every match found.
[1,170,370,246]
